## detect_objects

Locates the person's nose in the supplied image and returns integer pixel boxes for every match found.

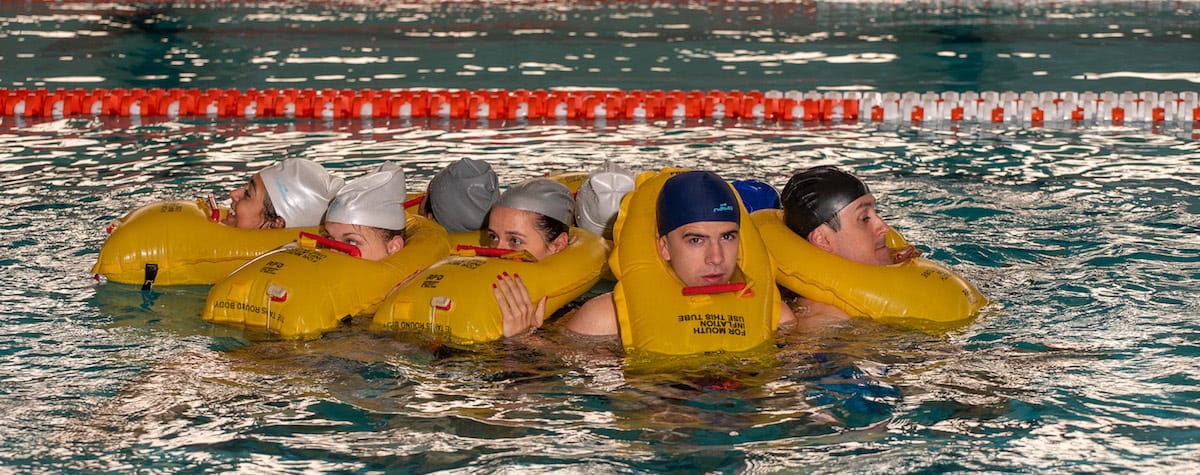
[704,241,724,266]
[871,216,888,240]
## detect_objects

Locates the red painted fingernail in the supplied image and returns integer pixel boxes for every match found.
[514,273,520,279]
[492,283,497,289]
[503,271,509,277]
[496,274,503,280]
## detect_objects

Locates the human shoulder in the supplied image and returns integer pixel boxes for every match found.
[564,292,618,336]
[787,296,850,332]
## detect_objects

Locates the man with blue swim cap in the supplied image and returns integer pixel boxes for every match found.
[563,170,794,337]
[781,165,892,266]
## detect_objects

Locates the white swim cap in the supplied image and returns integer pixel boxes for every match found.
[259,158,344,227]
[494,178,574,226]
[326,163,408,230]
[575,167,635,239]
[427,157,499,232]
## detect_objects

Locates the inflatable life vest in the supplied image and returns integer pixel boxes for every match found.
[751,209,988,327]
[611,169,781,356]
[371,228,606,345]
[202,215,449,339]
[92,199,317,288]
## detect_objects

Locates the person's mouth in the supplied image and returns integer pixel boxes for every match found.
[701,273,725,283]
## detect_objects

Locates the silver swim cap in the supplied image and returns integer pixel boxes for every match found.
[326,163,408,230]
[427,157,499,232]
[259,158,344,227]
[575,167,635,239]
[494,178,574,226]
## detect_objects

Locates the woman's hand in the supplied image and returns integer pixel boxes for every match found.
[493,272,547,337]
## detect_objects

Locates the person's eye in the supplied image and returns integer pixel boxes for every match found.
[508,238,522,247]
[347,239,360,247]
[722,233,735,241]
[689,237,703,245]
[487,233,499,244]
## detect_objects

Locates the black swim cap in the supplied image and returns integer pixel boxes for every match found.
[780,166,869,239]
[657,171,741,236]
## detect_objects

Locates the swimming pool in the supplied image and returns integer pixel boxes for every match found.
[2,1,1199,472]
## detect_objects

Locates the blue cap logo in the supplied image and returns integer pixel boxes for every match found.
[713,203,735,213]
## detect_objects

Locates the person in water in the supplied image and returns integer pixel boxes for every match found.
[781,166,892,266]
[223,158,344,229]
[321,163,408,262]
[574,163,636,240]
[779,165,892,320]
[732,179,781,213]
[421,157,500,233]
[484,178,576,337]
[564,170,795,337]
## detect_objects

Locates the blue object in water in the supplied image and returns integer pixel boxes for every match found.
[732,179,780,213]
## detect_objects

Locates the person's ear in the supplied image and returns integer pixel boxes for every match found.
[269,216,286,229]
[386,235,405,254]
[656,235,671,262]
[808,226,835,253]
[548,232,568,254]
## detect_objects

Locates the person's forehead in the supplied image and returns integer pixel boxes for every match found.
[489,206,537,230]
[674,220,740,235]
[848,193,876,210]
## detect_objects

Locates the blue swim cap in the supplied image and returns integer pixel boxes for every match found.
[732,179,780,213]
[657,171,741,235]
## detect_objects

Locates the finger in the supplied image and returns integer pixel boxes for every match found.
[499,274,532,316]
[533,296,548,328]
[493,275,514,314]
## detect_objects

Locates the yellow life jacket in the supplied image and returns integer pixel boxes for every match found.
[612,169,781,356]
[752,209,988,328]
[371,228,606,345]
[201,215,449,339]
[92,199,316,287]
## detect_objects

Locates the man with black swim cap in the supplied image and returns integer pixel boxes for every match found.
[564,170,794,337]
[781,166,892,266]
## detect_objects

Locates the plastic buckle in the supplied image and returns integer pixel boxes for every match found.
[267,284,288,302]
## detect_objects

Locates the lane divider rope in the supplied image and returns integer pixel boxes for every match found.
[2,87,1197,125]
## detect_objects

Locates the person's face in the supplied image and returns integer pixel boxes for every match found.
[486,206,560,261]
[657,221,740,287]
[322,222,402,262]
[223,174,279,229]
[823,194,891,266]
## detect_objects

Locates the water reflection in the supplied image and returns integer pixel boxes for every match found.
[1,118,1197,470]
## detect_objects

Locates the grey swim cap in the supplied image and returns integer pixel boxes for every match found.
[427,157,499,232]
[575,168,635,239]
[494,178,574,226]
[780,165,869,239]
[259,158,345,227]
[326,163,407,230]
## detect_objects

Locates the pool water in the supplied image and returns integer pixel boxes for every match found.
[2,1,1200,473]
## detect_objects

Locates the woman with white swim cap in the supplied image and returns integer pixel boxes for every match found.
[322,163,409,261]
[223,158,344,229]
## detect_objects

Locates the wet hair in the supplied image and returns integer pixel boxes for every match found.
[375,226,407,243]
[262,194,282,227]
[421,193,436,220]
[536,214,570,244]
